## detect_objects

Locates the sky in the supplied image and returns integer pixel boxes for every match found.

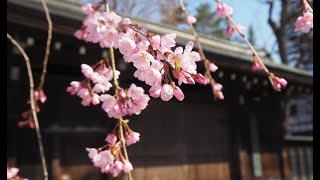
[184,0,282,63]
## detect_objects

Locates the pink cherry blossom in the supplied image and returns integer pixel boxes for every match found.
[81,64,94,78]
[67,81,82,95]
[125,131,140,146]
[105,133,117,144]
[91,93,100,105]
[159,33,176,52]
[86,147,98,159]
[81,3,95,15]
[209,62,218,72]
[193,73,206,84]
[252,61,263,71]
[150,35,161,50]
[160,84,174,101]
[7,167,19,179]
[186,14,197,25]
[216,91,224,100]
[294,11,313,33]
[213,83,223,91]
[110,160,123,177]
[102,12,122,28]
[216,3,233,17]
[128,51,153,70]
[123,160,133,173]
[149,84,162,98]
[144,68,162,86]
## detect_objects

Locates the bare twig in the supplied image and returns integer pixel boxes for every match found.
[38,0,53,90]
[7,33,48,180]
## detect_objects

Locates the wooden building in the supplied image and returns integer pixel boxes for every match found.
[7,0,313,179]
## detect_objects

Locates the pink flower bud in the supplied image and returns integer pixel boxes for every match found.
[91,93,100,105]
[209,63,218,72]
[119,90,127,98]
[185,15,197,25]
[194,73,205,84]
[123,160,133,173]
[213,83,223,91]
[252,61,263,71]
[278,78,288,87]
[187,77,195,84]
[216,91,224,100]
[81,64,94,78]
[149,84,162,98]
[173,86,185,101]
[105,133,117,144]
[160,84,174,101]
[125,132,140,146]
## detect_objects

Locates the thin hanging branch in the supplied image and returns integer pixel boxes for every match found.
[38,0,53,90]
[214,0,288,91]
[7,33,49,180]
[178,0,224,100]
[104,0,133,179]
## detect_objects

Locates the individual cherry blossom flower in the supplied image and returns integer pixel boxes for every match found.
[86,147,98,159]
[294,11,313,33]
[91,93,100,105]
[7,166,19,179]
[105,132,117,144]
[186,14,197,25]
[125,131,140,146]
[216,91,224,100]
[128,51,154,70]
[110,160,123,177]
[149,84,162,98]
[67,81,82,95]
[144,67,162,86]
[216,3,233,17]
[123,160,133,173]
[81,64,94,78]
[168,41,199,76]
[102,12,122,28]
[81,3,95,15]
[159,33,177,53]
[150,34,161,50]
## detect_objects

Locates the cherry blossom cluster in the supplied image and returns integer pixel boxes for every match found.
[67,60,116,106]
[74,3,206,102]
[86,120,138,177]
[7,165,28,180]
[294,0,313,33]
[67,60,150,119]
[18,89,47,128]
